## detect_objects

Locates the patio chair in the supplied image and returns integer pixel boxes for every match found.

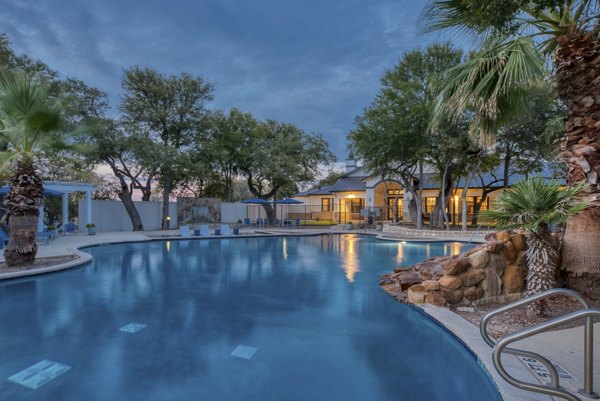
[263,218,269,227]
[180,225,191,238]
[243,218,251,226]
[254,219,262,228]
[199,224,210,236]
[295,218,301,228]
[220,224,231,236]
[274,218,280,227]
[64,222,76,235]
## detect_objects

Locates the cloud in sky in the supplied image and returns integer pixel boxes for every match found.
[0,0,448,159]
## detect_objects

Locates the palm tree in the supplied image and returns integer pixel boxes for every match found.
[423,1,600,277]
[482,177,587,315]
[0,71,62,267]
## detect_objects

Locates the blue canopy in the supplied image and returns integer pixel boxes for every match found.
[0,186,63,196]
[274,198,304,204]
[240,197,270,204]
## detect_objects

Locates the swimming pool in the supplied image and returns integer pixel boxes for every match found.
[0,235,501,400]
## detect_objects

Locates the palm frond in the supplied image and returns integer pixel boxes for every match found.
[431,36,547,143]
[481,177,588,234]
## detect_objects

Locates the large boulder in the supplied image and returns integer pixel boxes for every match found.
[422,280,440,291]
[425,291,447,307]
[407,284,428,304]
[502,241,517,264]
[442,257,471,275]
[460,269,486,287]
[502,264,524,294]
[485,241,505,253]
[480,268,502,297]
[510,233,527,252]
[488,253,507,276]
[440,288,463,304]
[468,250,490,269]
[463,286,484,302]
[438,275,462,290]
[484,231,510,243]
[417,261,444,281]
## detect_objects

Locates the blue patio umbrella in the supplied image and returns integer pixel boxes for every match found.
[240,197,271,220]
[273,198,304,222]
[0,186,63,196]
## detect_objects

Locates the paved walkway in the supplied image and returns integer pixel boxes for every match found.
[0,230,597,400]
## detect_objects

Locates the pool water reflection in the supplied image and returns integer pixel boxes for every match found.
[0,235,500,401]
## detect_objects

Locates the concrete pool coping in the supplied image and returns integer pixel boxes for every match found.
[0,230,595,401]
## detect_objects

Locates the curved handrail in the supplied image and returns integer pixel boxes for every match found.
[479,288,591,388]
[493,309,600,401]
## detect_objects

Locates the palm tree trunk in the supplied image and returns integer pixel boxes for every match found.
[524,231,559,317]
[555,27,600,276]
[3,159,44,267]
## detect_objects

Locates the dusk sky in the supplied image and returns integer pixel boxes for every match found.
[1,0,452,160]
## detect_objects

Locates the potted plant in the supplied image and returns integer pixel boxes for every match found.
[233,220,242,235]
[47,225,58,239]
[86,223,97,236]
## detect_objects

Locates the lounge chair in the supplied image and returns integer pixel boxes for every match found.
[180,225,191,237]
[220,224,231,236]
[199,224,210,236]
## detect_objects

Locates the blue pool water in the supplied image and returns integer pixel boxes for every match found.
[0,235,501,400]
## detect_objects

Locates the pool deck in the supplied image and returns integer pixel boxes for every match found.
[0,229,597,401]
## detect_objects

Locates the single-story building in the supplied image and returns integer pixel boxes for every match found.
[294,157,561,225]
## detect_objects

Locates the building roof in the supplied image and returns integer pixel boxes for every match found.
[294,185,335,197]
[326,176,366,192]
[294,162,563,198]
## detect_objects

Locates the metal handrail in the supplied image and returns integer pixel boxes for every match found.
[494,309,600,401]
[479,288,598,401]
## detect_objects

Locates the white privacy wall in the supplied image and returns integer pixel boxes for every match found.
[221,202,247,223]
[78,200,178,232]
[79,200,248,231]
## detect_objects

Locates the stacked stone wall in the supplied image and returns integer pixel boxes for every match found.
[380,231,527,306]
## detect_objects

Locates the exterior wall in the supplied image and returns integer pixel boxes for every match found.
[221,203,247,223]
[79,200,178,232]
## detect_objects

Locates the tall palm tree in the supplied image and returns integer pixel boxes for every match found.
[0,71,62,267]
[423,0,600,277]
[482,177,587,315]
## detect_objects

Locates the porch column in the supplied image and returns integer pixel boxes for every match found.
[37,206,44,232]
[85,191,92,226]
[365,188,375,207]
[62,193,69,227]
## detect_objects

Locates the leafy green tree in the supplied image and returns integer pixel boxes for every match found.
[350,43,466,229]
[120,67,214,229]
[239,119,334,221]
[62,78,155,231]
[423,0,600,276]
[0,71,63,267]
[482,178,587,315]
